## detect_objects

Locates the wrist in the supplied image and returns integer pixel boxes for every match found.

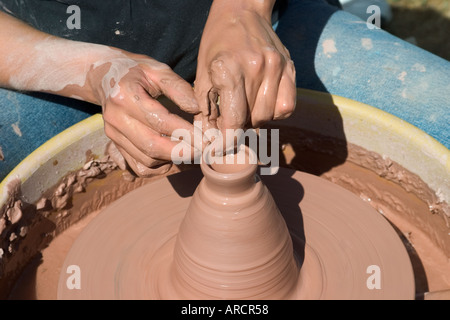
[38,38,137,106]
[210,0,276,23]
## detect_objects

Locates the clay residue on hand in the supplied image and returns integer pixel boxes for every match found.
[7,36,136,94]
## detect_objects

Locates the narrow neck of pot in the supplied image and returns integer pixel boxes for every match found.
[200,147,258,195]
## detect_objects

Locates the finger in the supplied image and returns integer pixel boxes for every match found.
[145,65,200,114]
[105,124,167,168]
[109,116,196,162]
[274,59,296,120]
[251,49,284,127]
[116,144,172,178]
[208,88,220,120]
[194,66,214,117]
[124,93,202,149]
[106,141,127,171]
[242,52,265,115]
[209,58,248,131]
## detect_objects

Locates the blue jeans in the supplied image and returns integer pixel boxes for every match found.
[275,0,450,147]
[0,91,100,179]
[1,0,449,180]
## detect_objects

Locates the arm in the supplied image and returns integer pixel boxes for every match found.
[0,11,200,176]
[0,10,107,102]
[194,0,296,133]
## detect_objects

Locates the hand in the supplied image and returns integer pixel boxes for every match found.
[90,53,200,176]
[194,0,296,134]
[0,12,200,175]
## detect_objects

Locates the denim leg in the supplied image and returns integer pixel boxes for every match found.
[0,89,100,180]
[276,0,450,148]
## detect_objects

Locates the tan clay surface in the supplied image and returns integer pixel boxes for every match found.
[5,132,448,299]
[57,163,415,300]
[8,209,101,300]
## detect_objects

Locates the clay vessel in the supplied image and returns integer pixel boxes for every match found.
[170,147,299,299]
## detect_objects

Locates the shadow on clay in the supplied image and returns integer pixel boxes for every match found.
[261,167,306,269]
[167,167,202,198]
[167,162,308,270]
[6,253,42,300]
[385,219,429,298]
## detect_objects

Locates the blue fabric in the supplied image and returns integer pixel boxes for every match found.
[1,0,449,181]
[276,0,450,148]
[0,90,100,179]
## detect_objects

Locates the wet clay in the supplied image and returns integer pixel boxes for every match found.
[57,148,414,300]
[168,150,299,299]
[7,209,101,300]
[274,127,450,294]
[4,129,449,299]
[1,147,183,299]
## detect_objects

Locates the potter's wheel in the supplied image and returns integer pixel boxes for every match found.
[57,167,415,300]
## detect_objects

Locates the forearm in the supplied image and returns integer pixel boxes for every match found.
[0,11,132,105]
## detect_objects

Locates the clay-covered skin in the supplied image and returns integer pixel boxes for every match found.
[194,0,296,134]
[90,53,201,177]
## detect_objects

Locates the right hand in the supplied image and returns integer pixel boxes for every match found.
[89,53,201,176]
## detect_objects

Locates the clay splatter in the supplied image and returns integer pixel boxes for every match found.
[0,145,4,161]
[322,39,337,58]
[11,123,22,137]
[361,38,373,50]
[412,63,426,72]
[401,88,408,99]
[428,113,437,123]
[397,71,407,82]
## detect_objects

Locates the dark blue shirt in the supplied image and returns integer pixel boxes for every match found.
[0,0,213,82]
[0,0,339,82]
